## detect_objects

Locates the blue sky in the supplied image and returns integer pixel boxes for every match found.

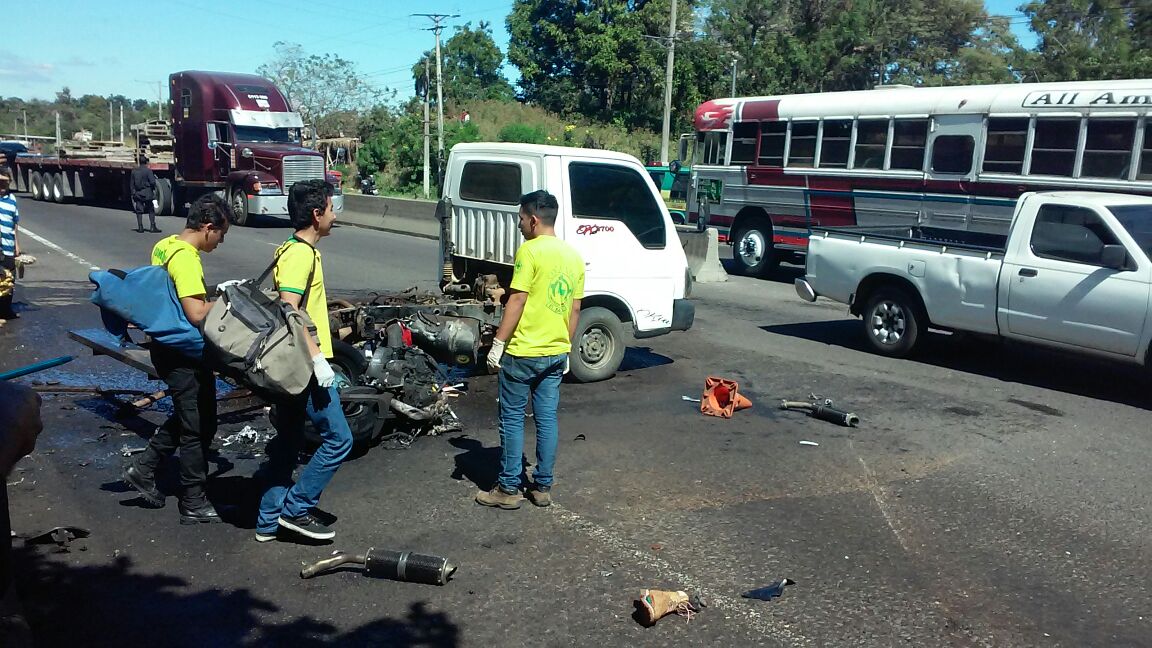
[1,0,1037,104]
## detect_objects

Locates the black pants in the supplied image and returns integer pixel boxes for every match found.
[0,255,15,317]
[0,485,10,595]
[133,198,156,230]
[136,346,217,501]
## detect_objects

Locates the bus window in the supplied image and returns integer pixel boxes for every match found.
[1081,119,1136,179]
[983,117,1028,174]
[819,120,851,168]
[758,122,787,167]
[853,119,888,169]
[932,136,975,174]
[1140,125,1152,181]
[1030,118,1080,176]
[890,119,928,170]
[788,121,818,167]
[731,122,758,164]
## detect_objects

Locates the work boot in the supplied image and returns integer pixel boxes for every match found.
[475,486,522,510]
[278,512,335,540]
[178,498,223,525]
[526,484,552,508]
[122,463,164,508]
[637,589,699,626]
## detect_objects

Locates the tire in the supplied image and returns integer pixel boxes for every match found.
[731,218,778,277]
[155,178,174,215]
[862,287,925,358]
[570,306,627,383]
[28,171,43,200]
[50,173,66,203]
[230,188,249,226]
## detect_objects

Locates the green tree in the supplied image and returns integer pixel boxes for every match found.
[1020,0,1152,81]
[422,22,515,105]
[257,41,390,137]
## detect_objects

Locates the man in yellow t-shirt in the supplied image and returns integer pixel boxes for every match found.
[256,179,351,542]
[122,194,231,524]
[477,190,584,510]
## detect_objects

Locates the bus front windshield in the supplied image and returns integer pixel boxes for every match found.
[233,126,300,144]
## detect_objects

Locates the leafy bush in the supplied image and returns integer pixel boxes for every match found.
[498,123,547,144]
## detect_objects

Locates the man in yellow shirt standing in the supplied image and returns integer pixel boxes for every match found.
[122,195,231,523]
[477,190,584,510]
[255,179,352,542]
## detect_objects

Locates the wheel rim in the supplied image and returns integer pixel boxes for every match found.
[737,229,766,267]
[870,300,907,345]
[580,325,613,368]
[332,366,365,417]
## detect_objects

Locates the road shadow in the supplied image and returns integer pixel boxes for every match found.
[618,346,673,372]
[9,547,459,646]
[719,258,805,286]
[242,214,293,229]
[448,435,500,491]
[761,319,1152,409]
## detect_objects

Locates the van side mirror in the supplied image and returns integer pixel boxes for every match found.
[1100,244,1128,270]
[669,159,682,175]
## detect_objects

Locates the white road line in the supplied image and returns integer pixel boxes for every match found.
[21,227,101,271]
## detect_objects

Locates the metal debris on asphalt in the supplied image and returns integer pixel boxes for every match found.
[681,395,701,403]
[799,440,819,446]
[120,446,147,457]
[741,578,796,601]
[220,425,276,446]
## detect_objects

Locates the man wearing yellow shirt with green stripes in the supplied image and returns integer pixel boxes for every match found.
[477,190,584,510]
[255,179,352,542]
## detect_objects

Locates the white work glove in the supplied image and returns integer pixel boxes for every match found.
[214,279,244,294]
[312,353,336,388]
[563,354,570,375]
[487,338,506,373]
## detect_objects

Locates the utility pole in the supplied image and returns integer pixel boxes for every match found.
[55,112,61,148]
[414,13,458,163]
[135,80,163,122]
[423,56,431,198]
[22,110,27,140]
[660,0,678,165]
[119,104,124,143]
[109,98,114,142]
[731,57,737,96]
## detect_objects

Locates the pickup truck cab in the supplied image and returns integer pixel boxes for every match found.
[438,142,695,382]
[796,191,1152,365]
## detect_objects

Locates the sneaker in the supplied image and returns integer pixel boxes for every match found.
[526,485,552,507]
[254,531,277,543]
[475,486,522,510]
[122,464,164,508]
[278,512,335,540]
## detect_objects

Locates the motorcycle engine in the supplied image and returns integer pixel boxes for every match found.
[364,343,441,408]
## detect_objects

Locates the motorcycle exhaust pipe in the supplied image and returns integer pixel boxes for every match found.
[301,548,456,585]
[779,400,860,427]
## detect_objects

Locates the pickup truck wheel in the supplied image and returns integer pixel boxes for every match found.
[863,288,924,358]
[230,189,250,226]
[571,306,626,383]
[28,172,43,200]
[732,219,778,277]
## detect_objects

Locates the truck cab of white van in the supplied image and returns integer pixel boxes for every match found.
[438,142,695,382]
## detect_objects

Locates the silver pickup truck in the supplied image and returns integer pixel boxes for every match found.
[795,191,1152,365]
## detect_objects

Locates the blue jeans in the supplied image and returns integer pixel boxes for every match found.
[498,353,566,492]
[257,382,353,533]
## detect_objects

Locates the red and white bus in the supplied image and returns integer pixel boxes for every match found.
[685,79,1152,276]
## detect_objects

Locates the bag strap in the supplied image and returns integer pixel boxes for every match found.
[264,236,318,302]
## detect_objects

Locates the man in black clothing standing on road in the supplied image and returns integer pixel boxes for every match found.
[130,153,160,233]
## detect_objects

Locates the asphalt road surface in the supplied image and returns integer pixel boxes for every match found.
[1,199,1149,647]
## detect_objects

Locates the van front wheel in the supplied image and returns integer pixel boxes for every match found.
[570,307,626,383]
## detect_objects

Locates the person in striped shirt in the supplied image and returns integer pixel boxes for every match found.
[0,171,20,321]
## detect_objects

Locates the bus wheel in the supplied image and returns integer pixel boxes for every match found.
[571,307,626,383]
[732,218,777,277]
[28,172,43,200]
[230,189,249,226]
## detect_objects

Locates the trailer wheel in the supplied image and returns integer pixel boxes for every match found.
[28,172,43,200]
[570,306,627,383]
[862,287,925,358]
[155,178,174,215]
[230,189,249,226]
[50,173,66,203]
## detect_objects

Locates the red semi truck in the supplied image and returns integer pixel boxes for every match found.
[10,70,342,225]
